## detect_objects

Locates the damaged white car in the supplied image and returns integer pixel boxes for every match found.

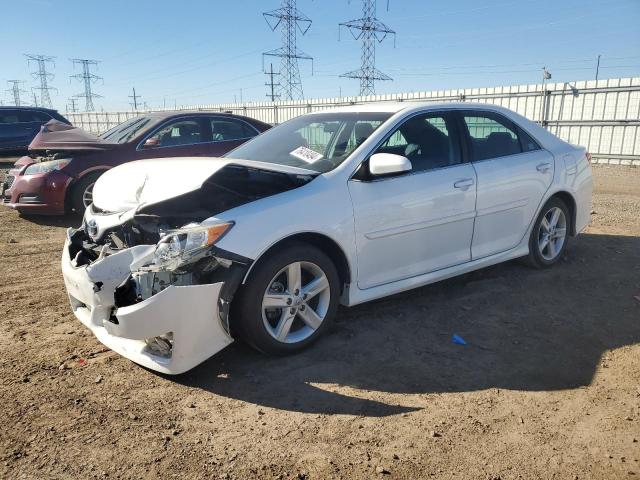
[61,103,592,374]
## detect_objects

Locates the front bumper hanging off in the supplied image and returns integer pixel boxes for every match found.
[61,229,241,374]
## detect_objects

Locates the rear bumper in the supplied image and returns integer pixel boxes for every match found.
[61,231,234,374]
[2,169,70,215]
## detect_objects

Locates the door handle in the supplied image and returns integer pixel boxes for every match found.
[453,178,474,190]
[536,162,552,173]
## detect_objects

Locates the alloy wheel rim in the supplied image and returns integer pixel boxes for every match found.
[261,261,331,344]
[82,182,95,208]
[538,206,567,261]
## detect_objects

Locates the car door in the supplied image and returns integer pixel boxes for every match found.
[348,111,477,289]
[0,110,30,149]
[205,117,260,156]
[460,110,554,259]
[136,117,210,159]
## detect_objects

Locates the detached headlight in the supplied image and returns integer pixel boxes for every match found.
[153,221,234,270]
[23,159,71,175]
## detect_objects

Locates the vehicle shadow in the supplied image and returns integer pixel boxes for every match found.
[20,212,82,228]
[178,233,640,417]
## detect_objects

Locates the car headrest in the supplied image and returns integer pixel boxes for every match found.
[354,122,374,144]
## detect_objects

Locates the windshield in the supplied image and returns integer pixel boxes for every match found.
[225,112,392,173]
[100,116,154,144]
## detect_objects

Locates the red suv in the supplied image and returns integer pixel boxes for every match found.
[1,111,270,215]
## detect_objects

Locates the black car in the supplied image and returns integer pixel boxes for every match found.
[0,107,71,155]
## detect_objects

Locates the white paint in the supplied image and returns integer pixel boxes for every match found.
[61,229,232,374]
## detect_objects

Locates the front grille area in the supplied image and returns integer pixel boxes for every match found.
[6,175,15,189]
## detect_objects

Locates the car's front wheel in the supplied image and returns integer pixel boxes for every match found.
[233,242,340,355]
[526,197,570,268]
[70,172,103,214]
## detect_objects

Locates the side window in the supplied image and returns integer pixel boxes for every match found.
[19,111,51,123]
[211,119,256,141]
[148,119,204,147]
[517,127,541,153]
[0,111,20,124]
[374,113,460,173]
[463,112,536,161]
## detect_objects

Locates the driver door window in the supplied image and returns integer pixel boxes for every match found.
[374,113,460,172]
[148,119,204,147]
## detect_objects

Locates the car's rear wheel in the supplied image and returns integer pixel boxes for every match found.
[70,172,102,213]
[526,197,569,268]
[232,242,340,355]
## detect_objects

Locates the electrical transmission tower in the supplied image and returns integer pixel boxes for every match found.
[25,54,57,108]
[6,80,28,106]
[265,63,281,102]
[129,87,141,111]
[70,59,102,112]
[339,0,395,96]
[67,97,78,113]
[263,0,313,100]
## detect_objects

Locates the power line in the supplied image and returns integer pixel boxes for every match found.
[6,80,28,106]
[265,63,280,101]
[70,58,103,112]
[25,54,57,108]
[263,0,313,100]
[339,0,396,96]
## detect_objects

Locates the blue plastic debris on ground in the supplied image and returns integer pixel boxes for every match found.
[452,334,467,345]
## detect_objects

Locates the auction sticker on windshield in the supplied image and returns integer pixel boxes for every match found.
[290,146,323,163]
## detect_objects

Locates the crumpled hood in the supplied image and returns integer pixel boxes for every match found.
[28,119,117,152]
[93,158,229,212]
[92,157,316,213]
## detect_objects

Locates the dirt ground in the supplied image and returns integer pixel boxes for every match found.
[0,165,639,480]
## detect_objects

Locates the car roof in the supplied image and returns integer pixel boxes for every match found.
[143,110,258,120]
[323,101,516,115]
[0,106,59,113]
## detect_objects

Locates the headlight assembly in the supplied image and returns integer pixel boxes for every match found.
[23,159,71,175]
[153,221,234,270]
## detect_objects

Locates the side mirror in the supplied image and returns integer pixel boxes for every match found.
[142,137,159,148]
[369,153,412,176]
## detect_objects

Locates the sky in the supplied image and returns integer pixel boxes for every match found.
[1,0,639,112]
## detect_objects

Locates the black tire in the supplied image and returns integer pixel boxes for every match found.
[232,242,340,355]
[526,197,570,268]
[70,172,103,213]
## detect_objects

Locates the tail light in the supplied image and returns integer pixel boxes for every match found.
[585,152,592,162]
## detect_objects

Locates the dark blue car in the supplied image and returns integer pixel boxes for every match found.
[0,107,71,154]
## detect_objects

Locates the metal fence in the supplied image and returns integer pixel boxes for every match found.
[66,76,640,166]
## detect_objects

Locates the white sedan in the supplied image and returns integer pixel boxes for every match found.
[61,102,592,374]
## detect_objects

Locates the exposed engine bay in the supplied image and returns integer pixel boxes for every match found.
[134,163,316,219]
[66,162,315,335]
